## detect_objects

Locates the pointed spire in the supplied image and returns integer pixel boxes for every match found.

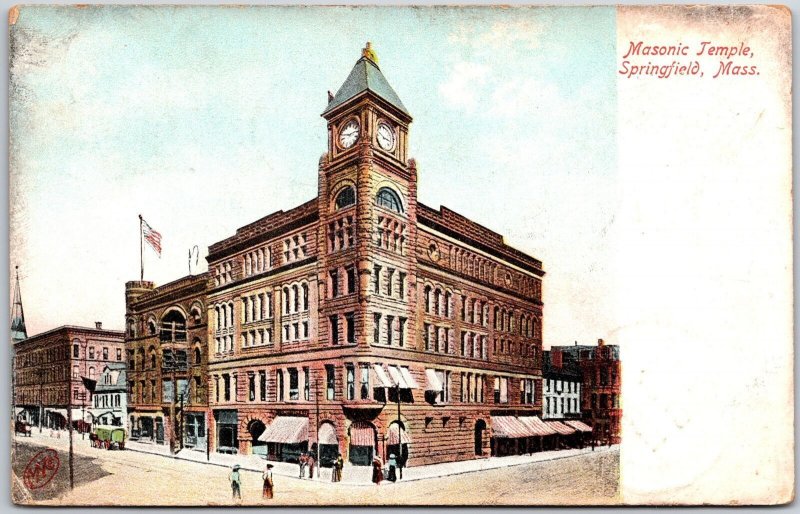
[10,266,27,344]
[322,42,410,120]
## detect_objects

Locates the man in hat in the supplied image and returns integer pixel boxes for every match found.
[229,464,242,501]
[262,463,274,499]
[387,453,397,482]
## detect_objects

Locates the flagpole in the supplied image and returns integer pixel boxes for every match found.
[139,214,144,280]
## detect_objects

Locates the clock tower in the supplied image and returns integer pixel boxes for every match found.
[316,43,419,357]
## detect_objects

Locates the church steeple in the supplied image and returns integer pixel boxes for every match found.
[11,266,27,344]
[322,42,410,120]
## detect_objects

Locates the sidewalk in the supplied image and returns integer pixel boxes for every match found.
[124,438,617,486]
[18,429,617,487]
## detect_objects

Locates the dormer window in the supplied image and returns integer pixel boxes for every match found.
[376,187,403,213]
[335,186,356,210]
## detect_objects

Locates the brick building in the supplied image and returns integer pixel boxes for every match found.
[549,339,621,444]
[13,324,125,431]
[124,274,209,452]
[204,44,547,467]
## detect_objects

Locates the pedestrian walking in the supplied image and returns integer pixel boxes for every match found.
[371,456,384,485]
[387,453,397,482]
[229,464,242,502]
[299,453,307,478]
[331,453,343,482]
[262,464,274,500]
[307,452,316,479]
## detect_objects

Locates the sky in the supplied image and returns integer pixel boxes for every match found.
[10,6,617,347]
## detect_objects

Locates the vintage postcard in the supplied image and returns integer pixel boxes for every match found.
[8,4,792,506]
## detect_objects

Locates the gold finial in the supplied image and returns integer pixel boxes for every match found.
[362,42,378,64]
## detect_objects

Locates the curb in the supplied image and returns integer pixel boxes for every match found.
[122,444,618,487]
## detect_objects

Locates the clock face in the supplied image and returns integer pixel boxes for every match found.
[339,120,360,149]
[377,122,396,151]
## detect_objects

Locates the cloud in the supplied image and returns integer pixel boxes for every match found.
[437,61,490,111]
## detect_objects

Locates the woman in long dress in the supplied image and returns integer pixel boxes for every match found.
[371,456,384,485]
[262,464,274,499]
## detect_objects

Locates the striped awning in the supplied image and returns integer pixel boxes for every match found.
[565,420,593,432]
[258,416,309,444]
[546,420,576,435]
[425,369,443,392]
[318,423,338,445]
[373,364,393,388]
[387,365,409,388]
[349,421,375,447]
[400,367,419,389]
[519,416,557,436]
[386,423,411,445]
[491,416,531,439]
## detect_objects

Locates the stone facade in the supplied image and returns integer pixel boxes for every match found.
[202,46,545,467]
[124,274,209,452]
[13,324,125,430]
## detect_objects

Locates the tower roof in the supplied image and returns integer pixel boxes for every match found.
[322,42,410,119]
[11,266,27,344]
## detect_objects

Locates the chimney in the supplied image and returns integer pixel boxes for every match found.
[95,322,103,330]
[327,90,334,103]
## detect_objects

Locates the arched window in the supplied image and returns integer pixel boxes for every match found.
[147,320,157,336]
[424,286,432,313]
[335,186,356,209]
[283,287,290,314]
[375,187,403,213]
[149,348,156,370]
[194,347,201,365]
[302,283,309,311]
[292,285,299,313]
[160,310,187,342]
[126,319,136,338]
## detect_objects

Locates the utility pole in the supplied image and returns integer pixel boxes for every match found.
[179,393,185,452]
[37,369,43,433]
[396,384,402,480]
[67,398,74,490]
[315,377,320,480]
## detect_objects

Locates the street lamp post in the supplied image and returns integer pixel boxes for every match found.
[396,384,403,480]
[315,377,320,481]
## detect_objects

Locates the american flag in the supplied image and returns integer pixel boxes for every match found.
[142,217,162,256]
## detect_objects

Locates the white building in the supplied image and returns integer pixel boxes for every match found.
[91,363,127,427]
[542,350,582,420]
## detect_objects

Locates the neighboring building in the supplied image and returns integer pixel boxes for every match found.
[91,363,127,426]
[124,274,209,452]
[550,339,621,444]
[203,44,545,467]
[13,323,125,430]
[542,350,582,420]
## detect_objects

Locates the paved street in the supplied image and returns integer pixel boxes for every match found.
[12,434,619,506]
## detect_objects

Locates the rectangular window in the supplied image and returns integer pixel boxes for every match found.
[89,347,95,359]
[293,322,299,340]
[398,317,406,346]
[500,377,508,403]
[494,377,501,404]
[373,265,382,294]
[249,374,256,401]
[386,315,394,345]
[116,348,122,361]
[151,380,157,402]
[330,315,339,345]
[398,272,406,299]
[302,321,309,339]
[346,363,355,400]
[277,370,284,401]
[73,345,79,358]
[288,368,299,400]
[102,347,108,360]
[345,312,355,344]
[283,324,290,342]
[360,364,370,399]
[346,265,356,295]
[330,269,339,298]
[303,366,310,401]
[259,371,267,401]
[326,364,335,400]
[223,374,231,402]
[373,313,382,344]
[424,323,430,350]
